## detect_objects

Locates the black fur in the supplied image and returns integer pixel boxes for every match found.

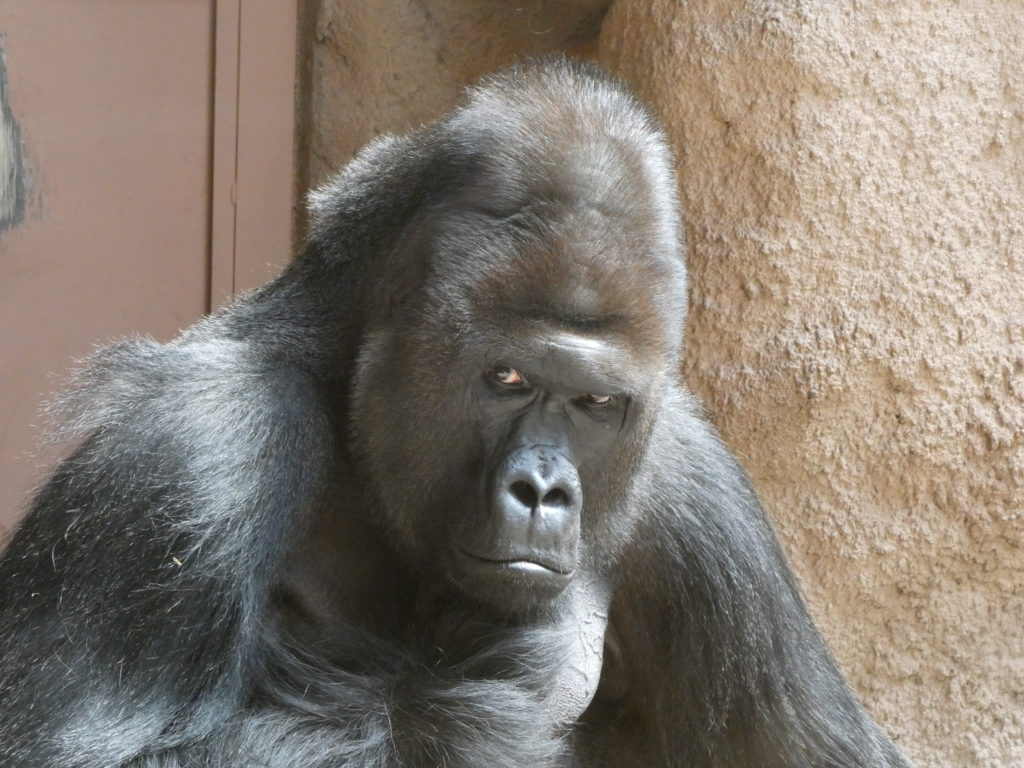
[0,59,910,767]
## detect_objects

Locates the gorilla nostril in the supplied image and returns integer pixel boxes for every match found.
[541,487,569,508]
[510,480,538,509]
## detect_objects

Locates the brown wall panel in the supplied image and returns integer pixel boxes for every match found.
[0,1,215,533]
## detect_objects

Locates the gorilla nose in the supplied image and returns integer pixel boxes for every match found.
[493,448,582,552]
[508,476,573,513]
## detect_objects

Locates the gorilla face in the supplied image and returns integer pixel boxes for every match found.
[352,130,685,614]
[354,293,652,612]
[450,327,643,606]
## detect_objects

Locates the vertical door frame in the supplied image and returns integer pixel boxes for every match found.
[210,0,300,309]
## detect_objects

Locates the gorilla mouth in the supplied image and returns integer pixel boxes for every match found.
[456,547,574,577]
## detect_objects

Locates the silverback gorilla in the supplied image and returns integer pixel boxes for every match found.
[0,60,910,767]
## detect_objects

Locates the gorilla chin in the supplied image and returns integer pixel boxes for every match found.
[451,545,574,610]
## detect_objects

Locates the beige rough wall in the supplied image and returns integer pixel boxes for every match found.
[307,0,609,186]
[601,2,1024,766]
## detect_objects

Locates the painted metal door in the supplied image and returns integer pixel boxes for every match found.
[0,0,298,536]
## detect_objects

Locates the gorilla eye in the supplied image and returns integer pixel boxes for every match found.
[577,393,616,408]
[488,366,527,388]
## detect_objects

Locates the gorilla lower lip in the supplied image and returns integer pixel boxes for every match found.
[457,548,572,576]
[506,561,557,574]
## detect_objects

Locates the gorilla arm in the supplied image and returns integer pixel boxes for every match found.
[543,573,612,724]
[0,337,337,766]
[581,390,911,768]
[418,571,612,726]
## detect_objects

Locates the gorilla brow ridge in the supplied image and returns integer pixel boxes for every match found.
[523,304,623,334]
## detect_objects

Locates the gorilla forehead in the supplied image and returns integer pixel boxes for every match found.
[445,60,682,255]
[419,62,687,362]
[419,202,681,374]
[428,205,682,373]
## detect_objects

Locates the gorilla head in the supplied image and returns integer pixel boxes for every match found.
[341,66,686,613]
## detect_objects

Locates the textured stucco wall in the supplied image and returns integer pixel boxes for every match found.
[308,2,1023,765]
[601,2,1023,765]
[307,0,609,186]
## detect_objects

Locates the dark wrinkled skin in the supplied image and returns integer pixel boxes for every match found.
[0,59,912,768]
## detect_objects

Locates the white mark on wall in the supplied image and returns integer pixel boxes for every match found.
[0,46,26,233]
